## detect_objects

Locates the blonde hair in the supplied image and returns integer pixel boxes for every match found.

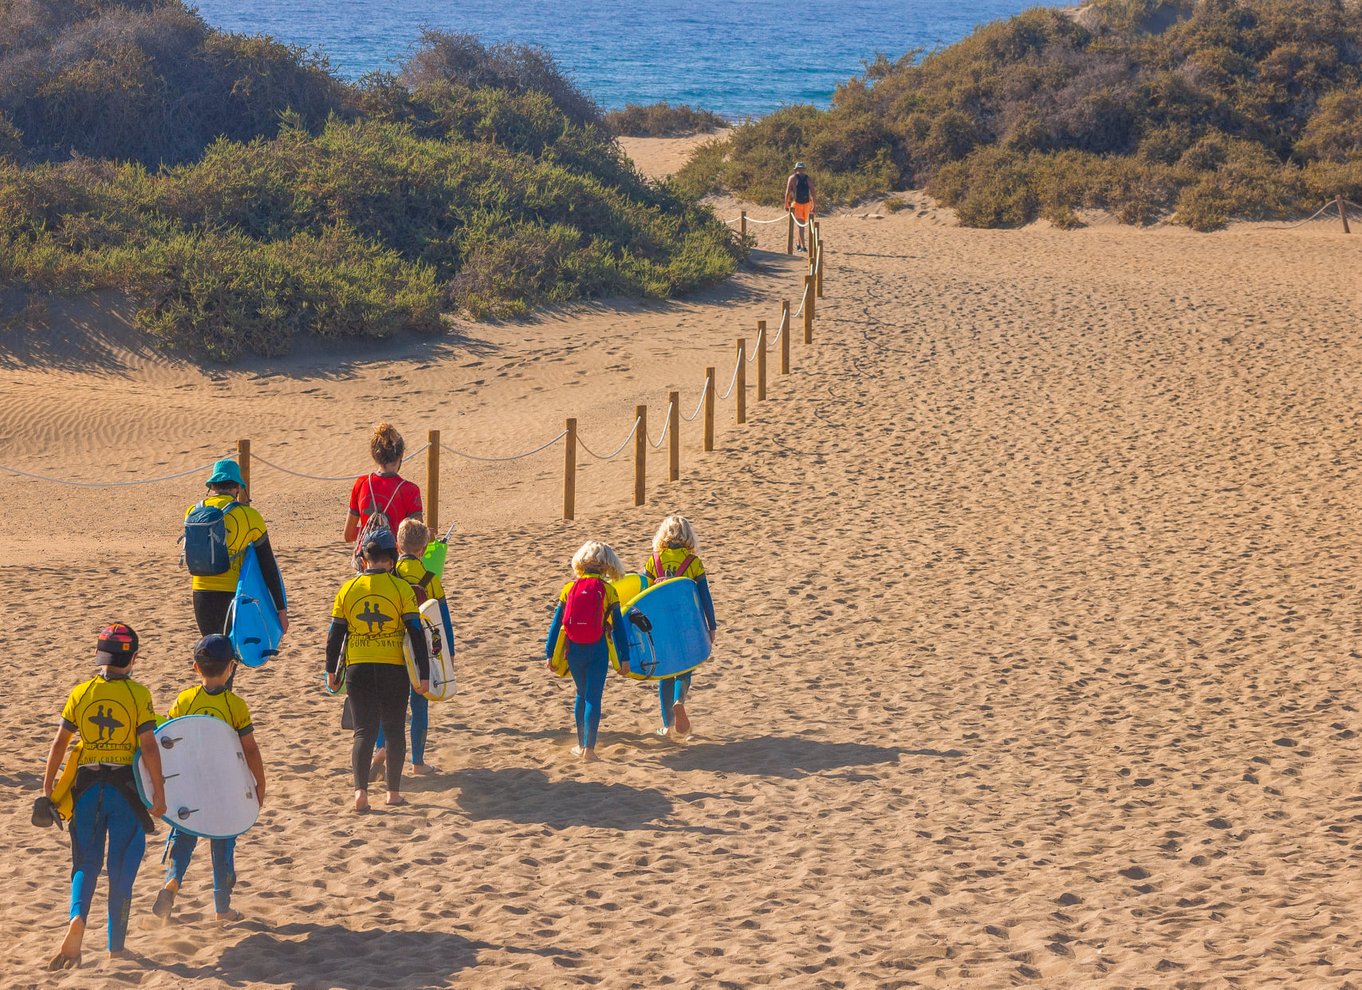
[652,514,699,555]
[397,517,429,556]
[571,540,624,580]
[370,422,405,467]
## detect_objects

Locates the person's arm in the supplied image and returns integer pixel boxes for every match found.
[137,726,167,818]
[545,601,565,659]
[239,731,266,808]
[784,175,795,210]
[253,534,289,633]
[609,602,631,674]
[325,619,347,677]
[695,574,717,633]
[343,511,360,543]
[42,724,74,797]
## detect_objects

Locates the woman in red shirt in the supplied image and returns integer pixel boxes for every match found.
[344,423,424,560]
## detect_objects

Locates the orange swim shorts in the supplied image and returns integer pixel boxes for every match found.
[789,201,814,223]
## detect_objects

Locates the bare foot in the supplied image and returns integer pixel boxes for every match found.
[570,745,584,758]
[216,910,244,924]
[354,790,370,813]
[672,704,691,737]
[48,918,83,969]
[153,883,177,922]
[385,792,407,807]
[409,763,439,776]
[655,726,670,737]
[582,748,600,763]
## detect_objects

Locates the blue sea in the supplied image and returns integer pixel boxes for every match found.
[190,0,1042,118]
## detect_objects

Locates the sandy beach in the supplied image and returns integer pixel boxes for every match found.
[3,135,1362,988]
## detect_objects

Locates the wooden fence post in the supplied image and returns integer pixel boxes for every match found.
[668,390,680,482]
[740,210,747,247]
[735,339,747,424]
[756,320,767,401]
[816,240,824,298]
[634,405,647,507]
[237,438,251,505]
[563,418,577,521]
[803,276,814,344]
[780,301,791,375]
[786,212,795,255]
[704,367,715,452]
[1339,194,1352,235]
[426,429,440,533]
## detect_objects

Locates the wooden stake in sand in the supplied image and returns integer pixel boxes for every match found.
[803,276,814,344]
[786,212,795,255]
[1339,195,1352,235]
[757,320,767,401]
[634,404,647,507]
[668,390,680,482]
[780,301,791,375]
[736,338,747,425]
[704,367,715,452]
[563,418,577,521]
[426,429,440,533]
[816,240,824,299]
[237,438,251,505]
[740,210,747,248]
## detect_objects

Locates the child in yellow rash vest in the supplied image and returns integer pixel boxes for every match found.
[370,518,447,779]
[39,623,166,971]
[643,515,718,738]
[152,635,266,925]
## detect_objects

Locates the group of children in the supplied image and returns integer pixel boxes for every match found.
[546,514,718,762]
[34,482,715,967]
[36,627,264,970]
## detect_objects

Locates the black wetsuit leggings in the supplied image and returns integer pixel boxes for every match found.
[193,591,234,636]
[347,663,411,793]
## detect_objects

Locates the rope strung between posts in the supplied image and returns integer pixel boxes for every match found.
[747,327,765,364]
[1256,201,1340,230]
[440,432,567,463]
[251,441,429,482]
[0,455,232,488]
[681,378,709,422]
[578,417,642,462]
[716,354,742,401]
[646,402,675,449]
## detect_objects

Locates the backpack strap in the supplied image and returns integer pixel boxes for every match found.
[417,568,436,591]
[675,554,695,579]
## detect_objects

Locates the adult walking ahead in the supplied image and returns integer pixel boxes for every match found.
[344,422,423,570]
[184,460,288,639]
[784,162,816,253]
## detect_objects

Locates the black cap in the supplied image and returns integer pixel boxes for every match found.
[96,623,139,666]
[194,634,235,664]
[364,529,398,555]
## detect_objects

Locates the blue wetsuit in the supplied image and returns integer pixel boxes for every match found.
[546,593,632,749]
[70,781,145,952]
[166,833,235,913]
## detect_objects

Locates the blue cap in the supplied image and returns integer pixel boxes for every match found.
[363,529,398,555]
[194,634,235,664]
[206,459,245,487]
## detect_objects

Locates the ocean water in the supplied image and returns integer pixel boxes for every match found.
[191,0,1042,118]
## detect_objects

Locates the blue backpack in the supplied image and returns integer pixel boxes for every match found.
[182,500,239,576]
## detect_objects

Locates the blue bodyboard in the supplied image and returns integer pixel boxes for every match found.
[622,578,712,681]
[229,542,285,668]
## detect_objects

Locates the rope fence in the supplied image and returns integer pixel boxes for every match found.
[1258,194,1359,233]
[2,220,831,523]
[726,209,820,254]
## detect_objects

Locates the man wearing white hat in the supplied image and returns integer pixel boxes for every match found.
[784,161,816,252]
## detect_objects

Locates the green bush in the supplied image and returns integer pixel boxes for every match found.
[604,103,727,137]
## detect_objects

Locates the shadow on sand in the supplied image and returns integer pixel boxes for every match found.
[661,735,963,779]
[452,767,676,832]
[155,922,577,989]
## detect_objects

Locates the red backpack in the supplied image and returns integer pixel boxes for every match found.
[563,577,608,644]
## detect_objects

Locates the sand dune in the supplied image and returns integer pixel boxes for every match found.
[3,137,1362,987]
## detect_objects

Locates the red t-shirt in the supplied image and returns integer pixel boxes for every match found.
[349,473,423,533]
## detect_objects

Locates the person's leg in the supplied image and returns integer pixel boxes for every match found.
[55,784,105,967]
[567,652,589,751]
[192,591,233,637]
[580,654,609,757]
[155,829,195,920]
[348,665,381,810]
[379,666,410,799]
[210,838,238,919]
[671,673,693,736]
[408,689,429,768]
[657,677,675,731]
[103,791,146,955]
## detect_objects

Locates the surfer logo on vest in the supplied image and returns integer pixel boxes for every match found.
[358,601,391,635]
[85,702,131,748]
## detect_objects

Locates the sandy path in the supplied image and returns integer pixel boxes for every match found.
[2,137,1362,987]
